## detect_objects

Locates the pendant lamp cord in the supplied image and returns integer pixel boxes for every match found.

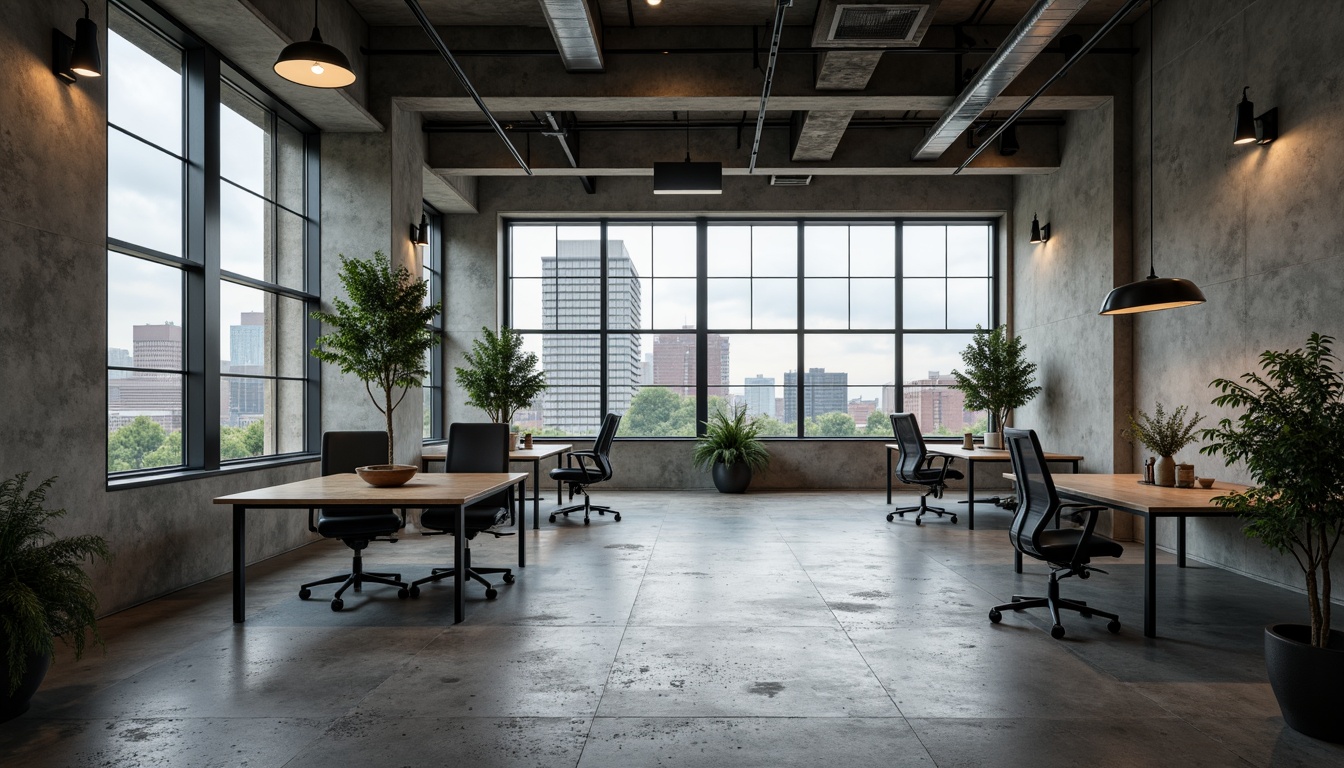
[1147,0,1157,280]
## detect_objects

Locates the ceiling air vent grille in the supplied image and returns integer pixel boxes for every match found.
[770,175,813,186]
[830,5,924,42]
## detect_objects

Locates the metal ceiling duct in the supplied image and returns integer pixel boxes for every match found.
[537,0,604,72]
[911,0,1089,161]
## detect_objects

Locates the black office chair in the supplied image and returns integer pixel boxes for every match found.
[548,412,621,525]
[409,422,517,600]
[299,431,409,611]
[989,428,1123,639]
[887,412,964,525]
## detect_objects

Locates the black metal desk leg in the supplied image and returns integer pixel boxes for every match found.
[531,459,540,522]
[1144,513,1157,638]
[886,447,892,504]
[454,504,466,624]
[517,483,525,568]
[232,505,246,623]
[1177,515,1186,567]
[967,461,976,530]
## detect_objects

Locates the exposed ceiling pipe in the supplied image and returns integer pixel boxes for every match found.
[953,0,1145,174]
[423,117,1066,133]
[402,0,532,175]
[359,45,1137,58]
[911,0,1091,161]
[749,0,792,174]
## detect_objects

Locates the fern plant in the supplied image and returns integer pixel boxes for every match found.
[454,326,547,424]
[692,404,771,472]
[1126,402,1204,457]
[1,474,109,695]
[949,325,1042,431]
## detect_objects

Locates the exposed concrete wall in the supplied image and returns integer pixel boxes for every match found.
[0,2,317,616]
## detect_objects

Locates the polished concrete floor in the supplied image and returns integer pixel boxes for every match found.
[4,491,1343,767]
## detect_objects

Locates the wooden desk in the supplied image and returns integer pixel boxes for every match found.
[1004,472,1248,638]
[423,444,572,530]
[886,444,1083,529]
[215,472,527,625]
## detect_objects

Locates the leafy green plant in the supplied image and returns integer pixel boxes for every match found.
[949,325,1042,431]
[1201,333,1344,648]
[1,474,110,695]
[692,404,771,472]
[1125,402,1205,457]
[310,251,441,464]
[454,326,547,424]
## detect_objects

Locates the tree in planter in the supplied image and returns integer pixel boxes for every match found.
[1201,333,1344,649]
[311,251,441,464]
[949,325,1042,442]
[454,326,546,424]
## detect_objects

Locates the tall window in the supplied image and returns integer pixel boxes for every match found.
[106,2,319,478]
[422,204,444,441]
[505,220,996,439]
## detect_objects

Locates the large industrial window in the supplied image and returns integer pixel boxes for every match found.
[422,204,444,442]
[106,1,319,480]
[505,220,995,439]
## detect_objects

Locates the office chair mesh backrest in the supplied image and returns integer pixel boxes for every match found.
[588,412,620,480]
[890,413,928,480]
[440,423,511,509]
[321,431,394,518]
[1004,427,1061,559]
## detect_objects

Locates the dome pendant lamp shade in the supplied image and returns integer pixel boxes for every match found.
[70,5,102,77]
[273,0,355,88]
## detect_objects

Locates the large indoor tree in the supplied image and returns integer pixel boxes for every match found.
[454,326,546,425]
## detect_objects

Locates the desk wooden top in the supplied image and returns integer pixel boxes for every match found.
[1003,473,1250,516]
[891,444,1083,463]
[423,444,573,463]
[214,472,528,507]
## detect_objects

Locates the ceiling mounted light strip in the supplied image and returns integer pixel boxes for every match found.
[403,0,532,175]
[749,0,793,174]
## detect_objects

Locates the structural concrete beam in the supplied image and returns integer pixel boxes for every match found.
[790,110,856,162]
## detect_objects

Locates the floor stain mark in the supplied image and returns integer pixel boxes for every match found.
[748,681,785,698]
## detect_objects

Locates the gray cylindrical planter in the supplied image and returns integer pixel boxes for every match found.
[1265,623,1344,742]
[711,462,752,493]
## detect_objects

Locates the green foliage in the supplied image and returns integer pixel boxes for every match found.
[805,411,857,437]
[220,421,265,461]
[1201,333,1344,648]
[750,415,795,437]
[0,474,110,695]
[454,326,547,425]
[617,387,696,437]
[142,429,183,468]
[692,404,771,472]
[311,251,441,463]
[1125,402,1204,458]
[107,416,167,471]
[950,325,1042,431]
[865,411,892,436]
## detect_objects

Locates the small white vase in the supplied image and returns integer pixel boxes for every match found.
[1155,455,1176,487]
[983,431,1003,450]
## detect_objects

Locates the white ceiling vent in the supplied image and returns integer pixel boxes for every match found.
[770,174,813,186]
[812,1,940,48]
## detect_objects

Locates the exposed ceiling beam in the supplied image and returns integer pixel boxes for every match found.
[537,0,605,72]
[396,95,1111,114]
[790,110,856,162]
[539,111,597,194]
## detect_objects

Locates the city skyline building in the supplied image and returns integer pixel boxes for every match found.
[651,327,730,398]
[108,347,132,379]
[108,323,184,433]
[226,312,265,427]
[744,374,774,418]
[902,370,974,434]
[848,396,879,427]
[783,367,848,423]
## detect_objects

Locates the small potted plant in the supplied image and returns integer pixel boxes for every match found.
[692,403,770,493]
[310,251,441,484]
[1125,402,1204,487]
[454,326,547,425]
[1,474,109,722]
[1201,333,1344,742]
[949,325,1042,449]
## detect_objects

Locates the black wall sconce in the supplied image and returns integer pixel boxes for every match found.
[53,1,102,84]
[1233,87,1277,146]
[1029,213,1050,244]
[411,213,429,250]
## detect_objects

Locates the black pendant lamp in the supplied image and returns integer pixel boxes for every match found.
[273,0,355,89]
[1100,3,1205,316]
[70,1,102,77]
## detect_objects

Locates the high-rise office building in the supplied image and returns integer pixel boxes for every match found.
[903,370,974,434]
[782,367,848,423]
[540,240,641,434]
[651,327,729,397]
[744,374,774,418]
[108,323,184,433]
[227,312,266,427]
[108,347,132,379]
[848,397,879,426]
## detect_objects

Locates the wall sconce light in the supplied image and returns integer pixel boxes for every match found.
[998,124,1019,156]
[53,1,102,84]
[273,0,356,88]
[1233,87,1277,146]
[1029,213,1050,244]
[411,213,429,250]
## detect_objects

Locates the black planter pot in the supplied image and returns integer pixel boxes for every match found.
[711,462,752,494]
[0,651,50,724]
[1264,623,1344,742]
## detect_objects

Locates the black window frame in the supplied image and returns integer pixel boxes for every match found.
[422,203,445,444]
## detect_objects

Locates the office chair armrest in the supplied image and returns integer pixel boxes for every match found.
[1065,504,1108,563]
[307,507,317,533]
[569,452,602,481]
[931,455,954,482]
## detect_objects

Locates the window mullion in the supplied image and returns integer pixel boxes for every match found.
[185,45,220,470]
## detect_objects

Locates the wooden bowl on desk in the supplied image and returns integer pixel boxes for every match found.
[355,464,418,487]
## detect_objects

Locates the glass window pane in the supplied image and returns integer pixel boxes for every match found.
[107,8,182,154]
[707,226,751,276]
[707,278,750,328]
[608,252,643,331]
[220,281,274,376]
[108,129,182,256]
[617,386,697,436]
[804,226,848,276]
[277,119,306,213]
[903,279,946,329]
[276,207,306,290]
[107,252,183,371]
[606,333,645,417]
[752,225,797,277]
[275,295,309,380]
[220,82,269,196]
[220,377,270,454]
[903,334,987,435]
[653,225,697,277]
[525,333,601,436]
[850,279,896,329]
[511,278,543,329]
[511,225,554,278]
[850,225,896,277]
[903,226,945,277]
[220,184,265,279]
[948,225,990,276]
[652,279,696,330]
[543,244,601,330]
[423,387,435,440]
[804,279,848,329]
[108,376,183,471]
[718,334,797,435]
[804,334,896,385]
[752,278,796,329]
[608,225,652,277]
[276,379,306,454]
[947,279,991,329]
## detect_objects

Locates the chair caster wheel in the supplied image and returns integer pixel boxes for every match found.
[485,588,498,600]
[914,518,922,526]
[584,518,590,525]
[950,516,958,524]
[988,609,1002,624]
[409,585,420,599]
[299,588,311,600]
[1051,624,1066,639]
[886,513,894,522]
[1079,570,1091,580]
[397,588,409,600]
[1107,620,1121,634]
[1080,610,1093,619]
[331,599,344,612]
[598,509,605,515]
[503,573,516,584]
[549,515,557,523]
[613,513,621,521]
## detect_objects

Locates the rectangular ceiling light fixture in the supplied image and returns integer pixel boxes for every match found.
[653,162,723,195]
